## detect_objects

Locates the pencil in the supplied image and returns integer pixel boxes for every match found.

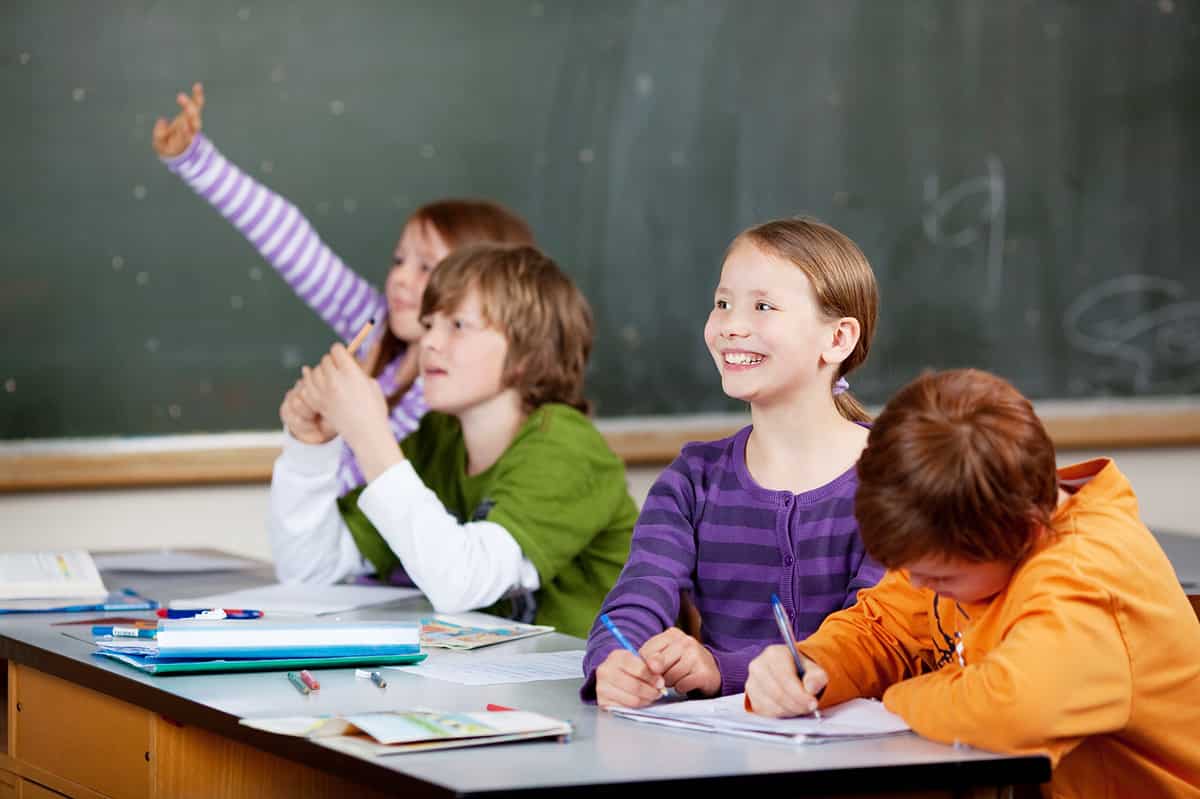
[346,318,376,355]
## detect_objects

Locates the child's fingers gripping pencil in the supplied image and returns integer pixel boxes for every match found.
[599,613,668,698]
[769,594,821,719]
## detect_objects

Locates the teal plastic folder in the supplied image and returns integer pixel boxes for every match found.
[94,650,427,675]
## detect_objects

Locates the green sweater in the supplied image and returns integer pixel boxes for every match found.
[338,404,637,638]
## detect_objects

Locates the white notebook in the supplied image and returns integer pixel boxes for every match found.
[0,550,106,601]
[609,693,911,744]
[169,582,422,616]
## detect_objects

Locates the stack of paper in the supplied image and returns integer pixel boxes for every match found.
[242,709,573,756]
[93,619,426,675]
[609,694,911,744]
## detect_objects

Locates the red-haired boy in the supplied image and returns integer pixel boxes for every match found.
[746,369,1200,799]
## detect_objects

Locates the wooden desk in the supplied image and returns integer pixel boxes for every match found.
[0,567,1049,798]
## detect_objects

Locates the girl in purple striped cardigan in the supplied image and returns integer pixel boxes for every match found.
[153,83,534,494]
[585,218,885,707]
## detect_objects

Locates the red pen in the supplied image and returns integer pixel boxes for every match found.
[299,670,320,691]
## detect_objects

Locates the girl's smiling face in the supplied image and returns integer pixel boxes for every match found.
[703,240,846,407]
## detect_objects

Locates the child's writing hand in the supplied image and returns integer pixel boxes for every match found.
[745,644,828,718]
[153,82,204,158]
[299,345,400,480]
[640,627,721,697]
[279,380,336,445]
[595,649,666,709]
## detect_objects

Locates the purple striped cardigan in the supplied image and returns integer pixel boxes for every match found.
[582,424,884,698]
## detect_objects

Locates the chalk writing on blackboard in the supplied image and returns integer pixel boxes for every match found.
[923,155,1006,308]
[1063,274,1200,393]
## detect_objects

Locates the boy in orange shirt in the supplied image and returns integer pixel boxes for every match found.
[745,369,1200,799]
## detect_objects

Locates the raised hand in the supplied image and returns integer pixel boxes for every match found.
[152,82,205,158]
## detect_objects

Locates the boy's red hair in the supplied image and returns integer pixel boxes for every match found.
[855,369,1059,567]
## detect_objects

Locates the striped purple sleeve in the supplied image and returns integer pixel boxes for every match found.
[161,133,384,342]
[580,456,698,700]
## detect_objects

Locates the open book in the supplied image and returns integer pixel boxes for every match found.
[0,550,107,606]
[609,693,911,744]
[242,709,572,756]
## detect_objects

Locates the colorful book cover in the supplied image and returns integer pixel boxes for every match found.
[419,616,553,650]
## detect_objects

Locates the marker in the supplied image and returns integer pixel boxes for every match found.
[346,318,376,356]
[486,704,515,712]
[769,593,821,719]
[599,613,668,698]
[156,608,263,620]
[355,668,387,689]
[286,671,310,695]
[298,669,320,691]
[92,625,156,639]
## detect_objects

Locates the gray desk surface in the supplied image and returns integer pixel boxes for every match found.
[1154,530,1200,591]
[0,561,1062,797]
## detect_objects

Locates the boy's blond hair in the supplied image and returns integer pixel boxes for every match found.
[421,244,593,414]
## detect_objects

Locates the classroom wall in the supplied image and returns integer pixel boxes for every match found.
[0,448,1197,562]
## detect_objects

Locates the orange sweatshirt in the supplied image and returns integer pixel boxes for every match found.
[795,459,1200,799]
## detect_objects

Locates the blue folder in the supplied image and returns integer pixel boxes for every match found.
[0,587,158,614]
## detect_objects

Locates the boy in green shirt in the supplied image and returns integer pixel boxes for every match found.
[271,244,637,637]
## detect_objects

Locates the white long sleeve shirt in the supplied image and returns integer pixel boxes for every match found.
[268,431,539,614]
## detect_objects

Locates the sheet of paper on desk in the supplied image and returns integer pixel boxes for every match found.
[390,649,585,685]
[169,583,422,616]
[92,550,259,573]
[609,694,911,744]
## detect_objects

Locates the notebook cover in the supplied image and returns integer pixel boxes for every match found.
[94,650,426,675]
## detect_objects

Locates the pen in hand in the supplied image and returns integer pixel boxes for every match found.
[769,593,821,720]
[600,613,668,698]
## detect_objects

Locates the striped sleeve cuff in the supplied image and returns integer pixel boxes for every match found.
[160,131,207,172]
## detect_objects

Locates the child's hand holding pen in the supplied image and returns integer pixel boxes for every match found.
[595,614,671,709]
[744,594,829,719]
[743,643,830,719]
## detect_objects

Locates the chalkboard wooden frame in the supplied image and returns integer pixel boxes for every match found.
[3,401,1199,492]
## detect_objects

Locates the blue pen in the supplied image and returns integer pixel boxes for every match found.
[92,625,157,639]
[600,613,668,698]
[769,594,821,719]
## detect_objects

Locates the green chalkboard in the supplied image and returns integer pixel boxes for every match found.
[2,1,1198,439]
